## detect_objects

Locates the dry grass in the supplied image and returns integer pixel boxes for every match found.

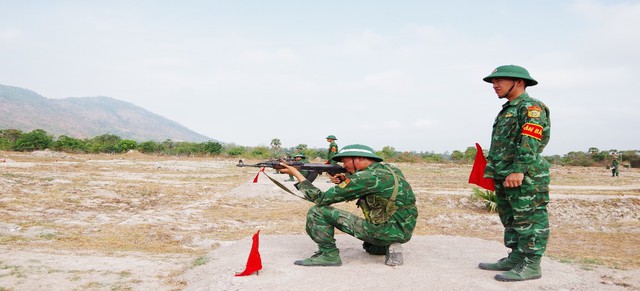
[1,150,639,272]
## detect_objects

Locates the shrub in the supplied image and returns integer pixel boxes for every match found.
[226,146,246,156]
[203,141,223,155]
[471,187,497,212]
[250,146,271,159]
[14,129,53,151]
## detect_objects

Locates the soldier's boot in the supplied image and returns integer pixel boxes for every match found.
[494,257,542,282]
[363,242,387,256]
[385,243,404,266]
[294,250,342,267]
[478,251,522,271]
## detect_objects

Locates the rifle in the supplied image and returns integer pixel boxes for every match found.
[236,159,346,183]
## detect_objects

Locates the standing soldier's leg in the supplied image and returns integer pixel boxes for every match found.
[495,182,549,282]
[479,181,521,271]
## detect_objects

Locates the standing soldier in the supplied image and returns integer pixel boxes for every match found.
[611,153,620,177]
[479,65,551,282]
[326,135,339,164]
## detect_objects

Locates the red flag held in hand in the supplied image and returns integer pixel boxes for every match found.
[235,230,262,276]
[468,143,495,191]
[253,167,265,183]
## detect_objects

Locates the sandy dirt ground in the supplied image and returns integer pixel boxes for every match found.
[0,150,639,290]
[181,235,640,291]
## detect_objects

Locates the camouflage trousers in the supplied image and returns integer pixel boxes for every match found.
[304,205,413,253]
[494,179,550,260]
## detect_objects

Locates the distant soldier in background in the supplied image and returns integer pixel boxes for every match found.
[326,135,339,164]
[611,153,620,177]
[285,153,310,182]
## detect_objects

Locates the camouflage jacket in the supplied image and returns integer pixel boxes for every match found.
[327,142,339,164]
[612,159,620,167]
[297,162,417,229]
[485,92,551,183]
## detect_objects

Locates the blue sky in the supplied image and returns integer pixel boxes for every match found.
[1,0,639,155]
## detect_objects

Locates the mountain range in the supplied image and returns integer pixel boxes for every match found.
[0,83,212,142]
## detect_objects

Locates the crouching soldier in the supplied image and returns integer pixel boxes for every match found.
[278,144,418,267]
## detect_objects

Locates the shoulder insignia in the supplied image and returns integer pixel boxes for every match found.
[521,123,543,140]
[504,113,513,118]
[527,106,542,118]
[337,178,351,188]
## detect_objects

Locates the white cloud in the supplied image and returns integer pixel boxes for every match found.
[353,70,414,91]
[573,0,640,57]
[382,120,404,129]
[319,30,388,57]
[0,28,22,41]
[236,47,301,65]
[412,118,439,129]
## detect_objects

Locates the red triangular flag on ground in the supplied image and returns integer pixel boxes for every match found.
[253,167,265,183]
[235,230,262,276]
[469,143,495,191]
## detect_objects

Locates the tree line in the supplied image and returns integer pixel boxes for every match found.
[1,129,638,167]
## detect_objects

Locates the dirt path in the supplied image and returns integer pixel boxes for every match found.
[181,234,640,290]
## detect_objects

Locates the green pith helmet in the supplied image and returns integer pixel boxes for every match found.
[326,135,337,140]
[332,144,383,162]
[483,65,538,86]
[294,153,305,158]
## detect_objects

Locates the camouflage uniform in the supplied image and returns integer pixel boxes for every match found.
[611,157,619,177]
[287,154,310,181]
[296,162,417,255]
[326,135,339,165]
[296,155,311,179]
[484,92,551,262]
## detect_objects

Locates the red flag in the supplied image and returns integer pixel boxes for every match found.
[235,230,263,276]
[468,143,495,191]
[253,167,265,183]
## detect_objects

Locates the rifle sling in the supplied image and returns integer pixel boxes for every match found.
[262,172,310,201]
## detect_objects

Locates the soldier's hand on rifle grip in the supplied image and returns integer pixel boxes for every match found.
[329,173,346,184]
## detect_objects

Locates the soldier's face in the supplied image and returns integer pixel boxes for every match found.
[339,157,367,173]
[491,78,515,98]
[339,157,357,173]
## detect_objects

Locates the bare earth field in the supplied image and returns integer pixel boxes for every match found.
[1,150,639,290]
